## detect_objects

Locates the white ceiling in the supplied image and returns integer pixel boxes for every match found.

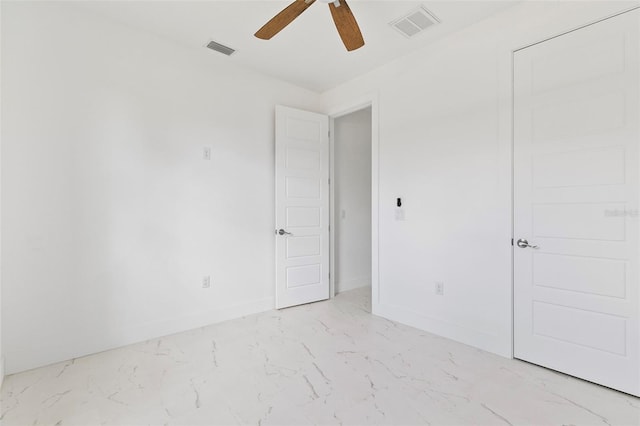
[74,0,521,92]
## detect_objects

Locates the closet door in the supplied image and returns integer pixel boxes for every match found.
[514,9,640,396]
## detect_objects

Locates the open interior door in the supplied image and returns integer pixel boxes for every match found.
[275,105,330,309]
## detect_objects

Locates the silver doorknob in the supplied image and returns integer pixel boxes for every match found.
[277,229,293,236]
[517,239,539,249]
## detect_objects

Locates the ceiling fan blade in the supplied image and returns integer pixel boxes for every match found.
[255,0,316,40]
[328,0,364,51]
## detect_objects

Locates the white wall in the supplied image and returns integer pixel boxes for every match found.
[321,0,640,357]
[0,0,4,388]
[1,2,320,374]
[334,108,372,293]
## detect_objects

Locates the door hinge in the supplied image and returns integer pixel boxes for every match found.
[511,238,514,246]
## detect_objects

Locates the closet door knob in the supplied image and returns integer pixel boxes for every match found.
[516,239,539,249]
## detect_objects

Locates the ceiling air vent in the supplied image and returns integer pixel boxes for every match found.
[205,40,236,56]
[390,5,440,38]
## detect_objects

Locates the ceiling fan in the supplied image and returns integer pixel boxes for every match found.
[255,0,365,52]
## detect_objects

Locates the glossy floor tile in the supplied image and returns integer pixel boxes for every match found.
[1,288,639,425]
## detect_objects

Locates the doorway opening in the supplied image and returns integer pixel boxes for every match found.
[330,106,373,310]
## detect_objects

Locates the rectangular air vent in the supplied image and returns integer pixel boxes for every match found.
[205,40,236,56]
[390,5,440,38]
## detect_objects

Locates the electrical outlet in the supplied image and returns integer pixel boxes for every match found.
[203,146,212,160]
[435,281,444,296]
[202,276,211,289]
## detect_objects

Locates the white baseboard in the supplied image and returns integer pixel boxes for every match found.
[375,302,512,358]
[336,276,371,293]
[6,297,274,375]
[127,296,275,345]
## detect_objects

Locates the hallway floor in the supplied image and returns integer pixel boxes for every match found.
[1,288,638,425]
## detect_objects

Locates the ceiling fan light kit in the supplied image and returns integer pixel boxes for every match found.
[254,0,365,52]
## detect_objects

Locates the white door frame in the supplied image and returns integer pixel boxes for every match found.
[326,93,380,311]
[509,5,640,359]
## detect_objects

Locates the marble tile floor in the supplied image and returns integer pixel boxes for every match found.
[1,288,639,426]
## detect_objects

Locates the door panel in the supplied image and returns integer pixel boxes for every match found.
[514,9,640,396]
[275,106,329,309]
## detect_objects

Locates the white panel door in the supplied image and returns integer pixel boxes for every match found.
[514,9,640,396]
[275,105,329,309]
